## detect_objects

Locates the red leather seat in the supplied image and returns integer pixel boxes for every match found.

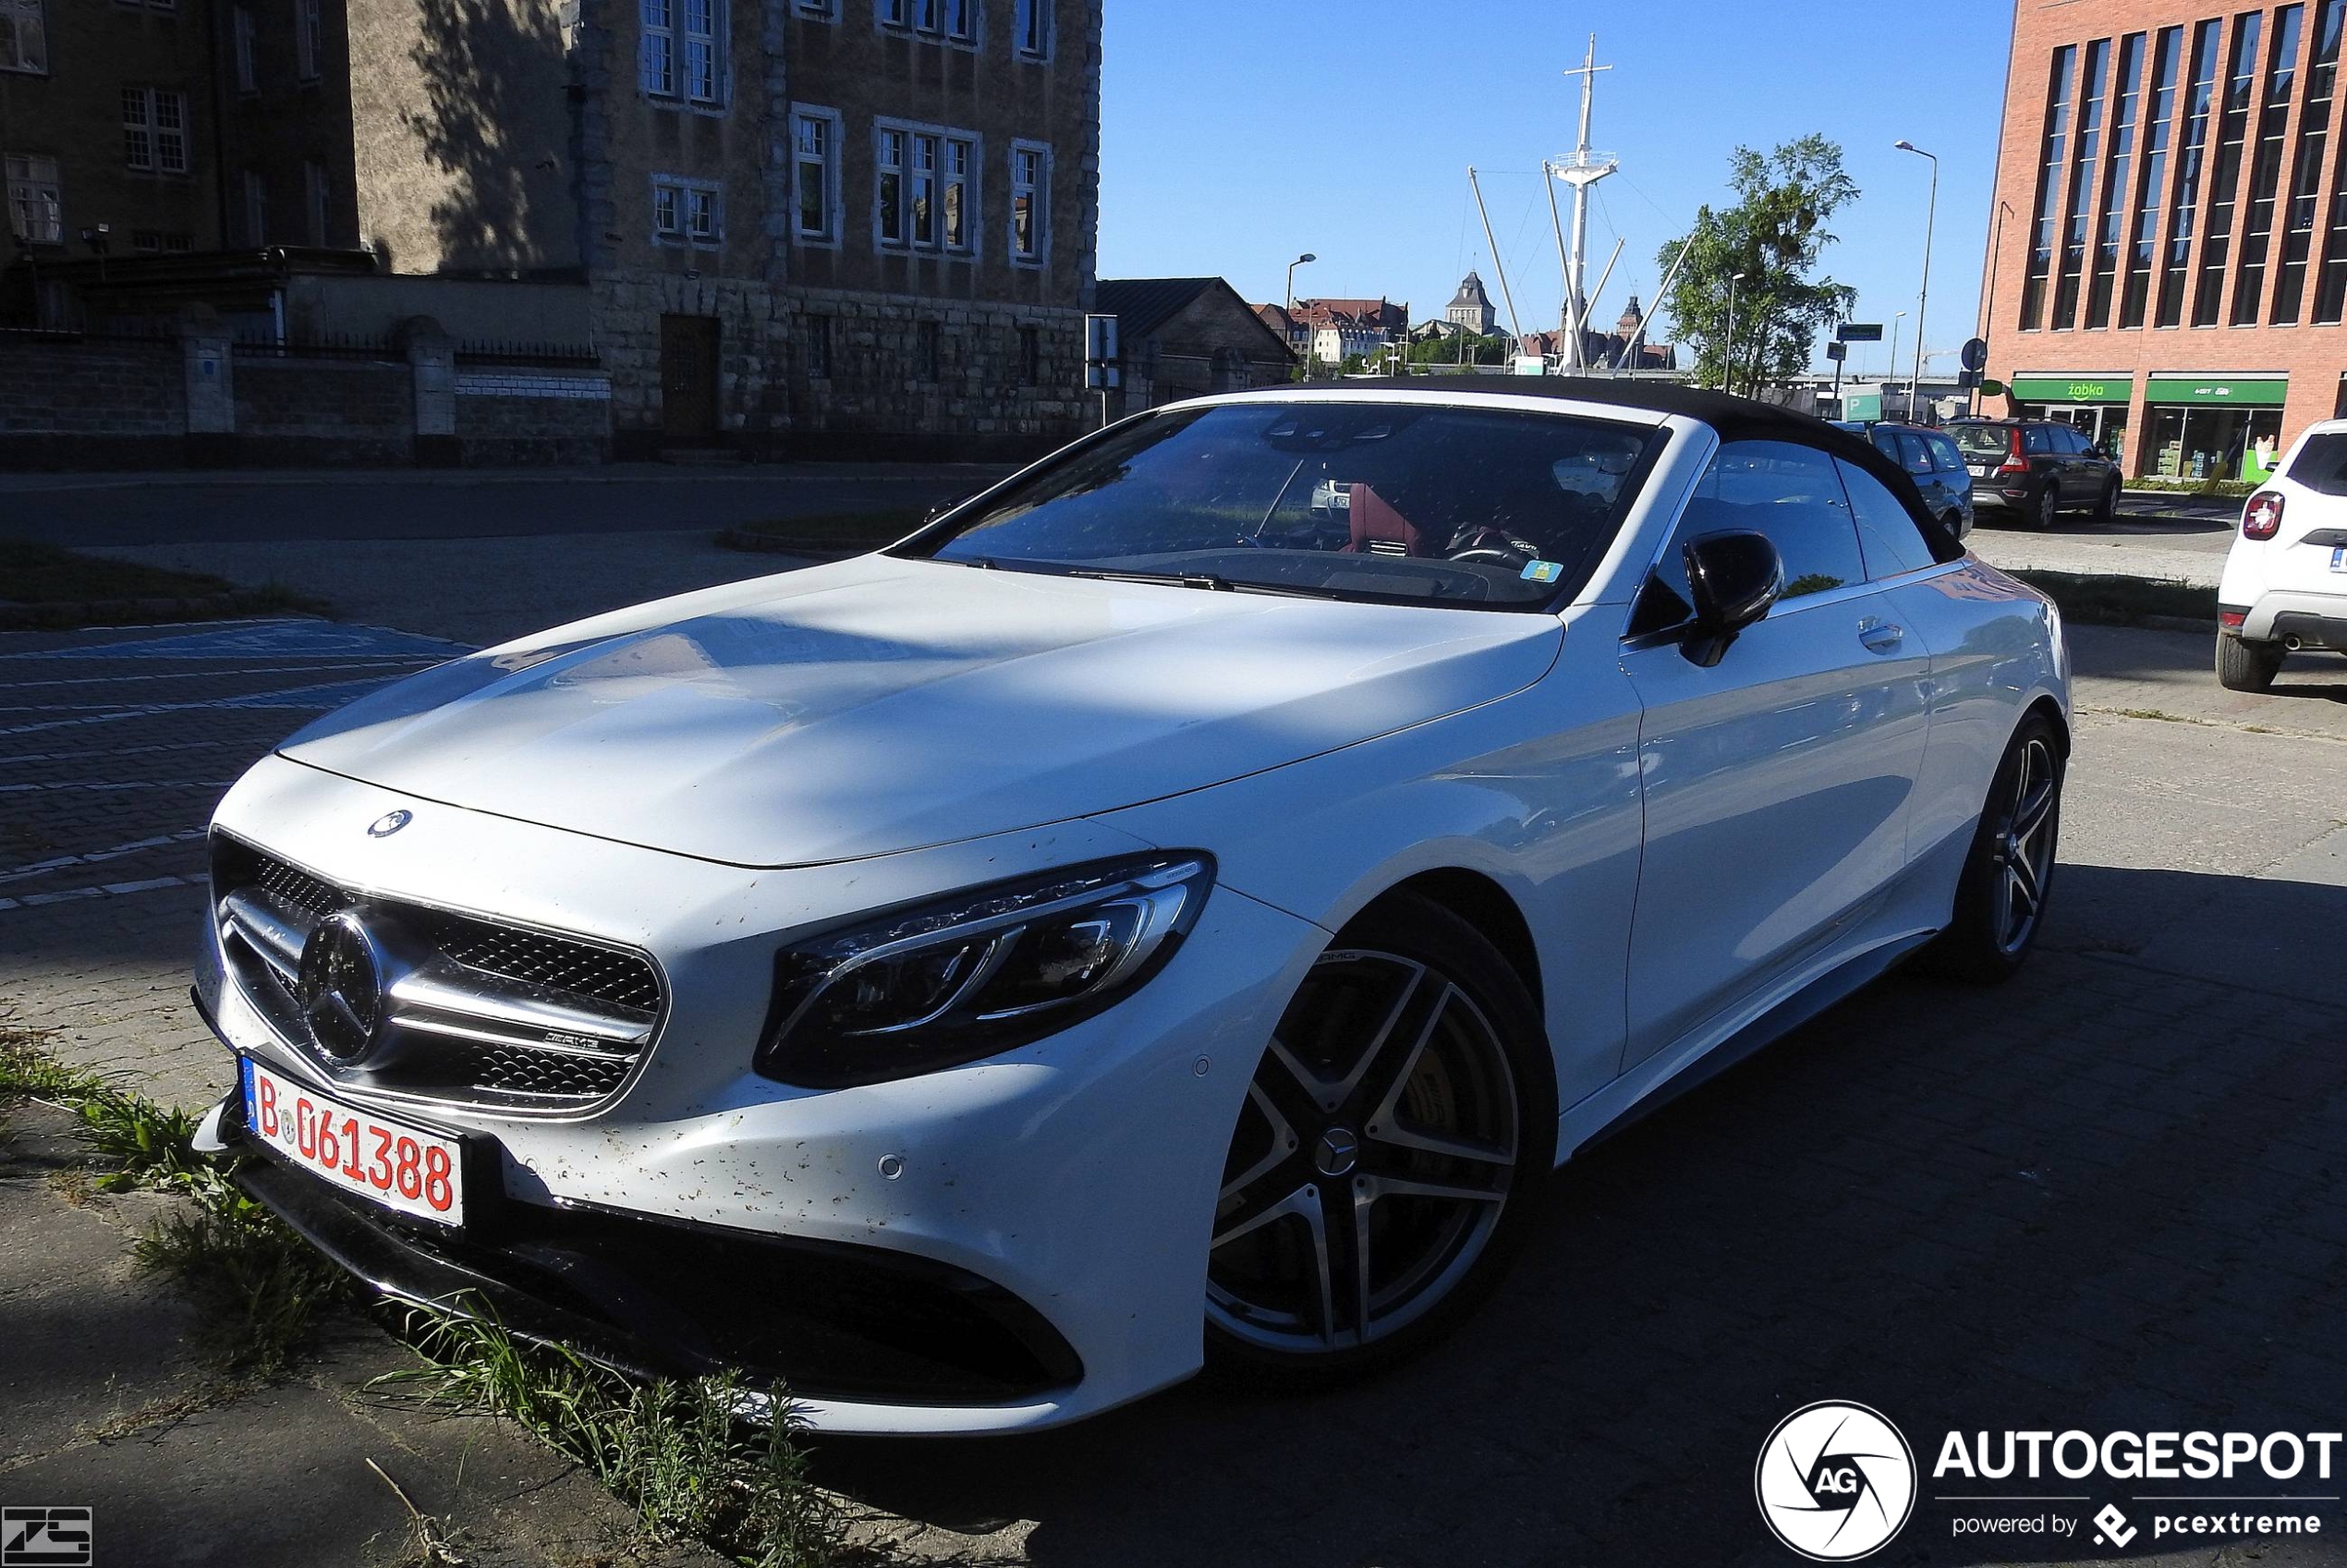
[1345,484,1427,555]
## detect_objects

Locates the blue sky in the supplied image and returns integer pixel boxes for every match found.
[1097,0,2015,377]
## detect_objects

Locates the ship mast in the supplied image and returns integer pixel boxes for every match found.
[1552,34,1615,371]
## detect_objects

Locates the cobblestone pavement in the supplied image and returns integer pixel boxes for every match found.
[4,608,2346,1566]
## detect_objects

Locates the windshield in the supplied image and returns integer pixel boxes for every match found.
[901,402,1662,610]
[1952,424,2013,456]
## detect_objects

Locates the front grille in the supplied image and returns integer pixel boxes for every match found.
[211,833,665,1116]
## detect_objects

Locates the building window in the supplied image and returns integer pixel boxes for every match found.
[2050,36,2109,329]
[803,313,831,379]
[131,228,193,253]
[791,106,839,244]
[303,160,327,245]
[875,122,975,255]
[2084,32,2144,329]
[2121,26,2183,328]
[122,88,189,176]
[1,0,47,75]
[917,319,940,382]
[296,0,320,79]
[642,0,720,101]
[2019,44,2076,328]
[2193,9,2264,326]
[794,0,834,16]
[1014,0,1049,59]
[878,0,972,43]
[233,6,257,92]
[652,176,720,246]
[1019,324,1040,385]
[242,169,265,245]
[5,152,60,244]
[2159,18,2222,325]
[2275,0,2341,322]
[1010,140,1048,265]
[2229,3,2304,324]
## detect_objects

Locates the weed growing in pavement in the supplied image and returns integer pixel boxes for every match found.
[0,1027,351,1373]
[371,1307,841,1568]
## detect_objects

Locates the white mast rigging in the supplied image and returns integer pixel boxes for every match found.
[1550,34,1616,372]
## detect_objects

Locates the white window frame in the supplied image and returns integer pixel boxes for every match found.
[639,0,674,94]
[1014,0,1050,60]
[1,0,48,75]
[643,0,724,104]
[651,174,722,248]
[877,0,973,45]
[680,0,718,103]
[1009,139,1049,266]
[5,152,61,244]
[296,0,320,79]
[875,117,976,257]
[789,103,841,247]
[233,6,257,92]
[793,0,835,16]
[122,88,188,176]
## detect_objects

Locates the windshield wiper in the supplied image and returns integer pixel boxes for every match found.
[1062,567,1238,590]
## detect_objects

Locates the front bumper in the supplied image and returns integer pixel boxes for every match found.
[198,755,1327,1433]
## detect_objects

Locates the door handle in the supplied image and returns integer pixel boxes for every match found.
[1858,617,1905,653]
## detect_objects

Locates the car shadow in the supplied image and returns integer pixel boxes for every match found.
[809,863,2347,1566]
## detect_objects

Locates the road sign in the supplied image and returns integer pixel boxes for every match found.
[1836,322,1883,343]
[1825,341,1847,362]
[1084,314,1121,390]
[1956,369,1981,389]
[1960,336,1988,372]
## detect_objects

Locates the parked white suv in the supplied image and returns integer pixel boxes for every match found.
[2217,418,2347,691]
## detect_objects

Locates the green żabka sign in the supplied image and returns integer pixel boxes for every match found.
[2143,375,2290,405]
[2008,375,2133,403]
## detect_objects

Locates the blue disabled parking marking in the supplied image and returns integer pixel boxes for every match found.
[0,619,472,662]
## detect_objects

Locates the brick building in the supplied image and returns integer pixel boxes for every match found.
[1983,0,2347,480]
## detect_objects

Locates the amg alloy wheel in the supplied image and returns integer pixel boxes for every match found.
[1207,895,1552,1375]
[1926,714,2065,982]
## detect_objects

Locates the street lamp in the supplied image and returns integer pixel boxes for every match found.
[1722,271,1746,395]
[1284,252,1317,315]
[1887,310,1908,399]
[1895,140,1938,421]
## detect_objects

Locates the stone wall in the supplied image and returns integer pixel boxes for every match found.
[234,356,416,465]
[456,370,614,464]
[0,336,188,469]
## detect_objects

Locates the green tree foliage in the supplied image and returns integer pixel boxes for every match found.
[1658,136,1859,396]
[1406,333,1510,368]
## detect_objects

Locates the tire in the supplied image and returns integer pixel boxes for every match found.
[2091,476,2118,521]
[2216,633,2285,693]
[1205,892,1556,1381]
[1924,712,2064,984]
[2028,484,2061,531]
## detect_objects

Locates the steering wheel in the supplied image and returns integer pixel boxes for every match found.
[1448,545,1534,570]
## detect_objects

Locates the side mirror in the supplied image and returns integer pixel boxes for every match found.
[1679,529,1784,668]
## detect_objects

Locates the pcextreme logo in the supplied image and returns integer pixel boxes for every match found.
[1755,1402,1918,1561]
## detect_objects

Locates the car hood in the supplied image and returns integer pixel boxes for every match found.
[277,555,1564,867]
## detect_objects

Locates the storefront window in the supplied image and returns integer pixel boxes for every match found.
[2146,405,2286,480]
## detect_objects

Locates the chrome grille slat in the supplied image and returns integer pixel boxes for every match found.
[210,836,665,1116]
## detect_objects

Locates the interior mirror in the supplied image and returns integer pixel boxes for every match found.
[1679,529,1784,668]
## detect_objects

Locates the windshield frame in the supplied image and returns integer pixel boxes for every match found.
[886,396,1672,614]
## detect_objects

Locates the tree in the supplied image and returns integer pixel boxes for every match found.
[1656,136,1858,396]
[1407,332,1508,368]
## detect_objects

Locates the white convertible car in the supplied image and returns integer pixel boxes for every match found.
[193,381,2070,1435]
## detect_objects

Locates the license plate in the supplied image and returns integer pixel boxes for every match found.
[1968,465,1989,479]
[2332,546,2346,573]
[241,1058,464,1225]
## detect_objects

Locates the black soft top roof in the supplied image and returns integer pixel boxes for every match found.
[1215,375,1964,564]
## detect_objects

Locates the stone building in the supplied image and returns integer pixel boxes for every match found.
[1096,276,1293,415]
[1444,270,1496,334]
[345,0,1101,457]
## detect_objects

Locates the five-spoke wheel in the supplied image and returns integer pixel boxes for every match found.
[1207,895,1552,1374]
[1927,712,2066,982]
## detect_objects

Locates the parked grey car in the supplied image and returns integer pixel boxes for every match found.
[1833,421,1974,541]
[1949,419,2122,530]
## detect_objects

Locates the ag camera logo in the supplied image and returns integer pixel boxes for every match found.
[1756,1402,1917,1561]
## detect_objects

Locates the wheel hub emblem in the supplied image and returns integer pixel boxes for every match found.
[1313,1126,1359,1177]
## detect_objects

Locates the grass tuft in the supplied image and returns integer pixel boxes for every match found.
[374,1307,838,1568]
[0,539,236,604]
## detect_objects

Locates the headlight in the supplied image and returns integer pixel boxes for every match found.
[754,854,1214,1088]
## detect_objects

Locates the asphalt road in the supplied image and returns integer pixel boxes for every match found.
[0,464,1003,544]
[1969,497,2237,588]
[3,591,2345,1564]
